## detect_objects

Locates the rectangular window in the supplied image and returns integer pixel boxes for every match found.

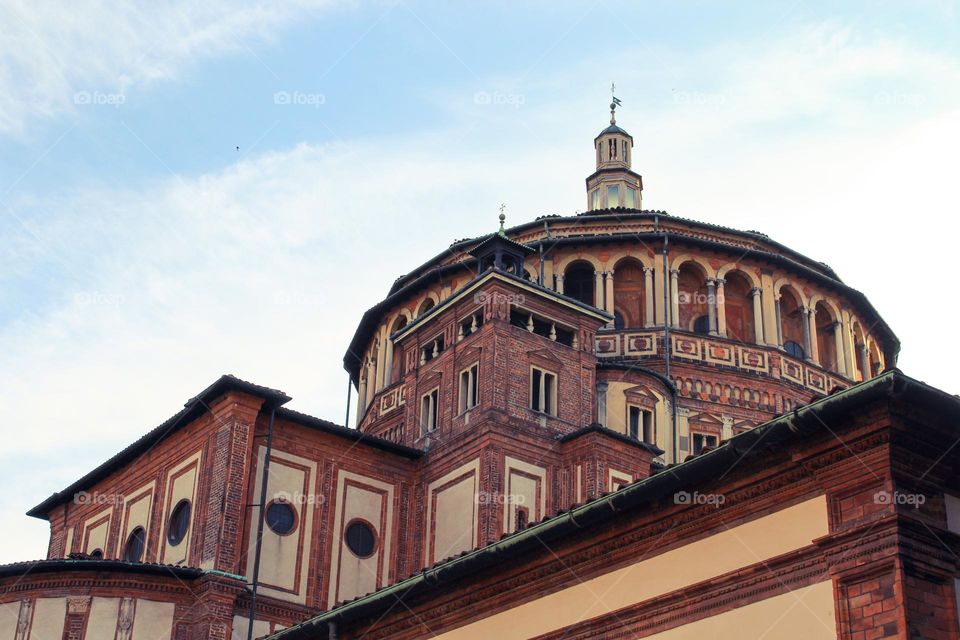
[692,433,718,455]
[591,189,600,209]
[625,187,636,208]
[515,505,529,532]
[420,388,439,434]
[628,406,641,440]
[628,406,655,443]
[530,367,557,416]
[606,185,620,208]
[459,364,479,413]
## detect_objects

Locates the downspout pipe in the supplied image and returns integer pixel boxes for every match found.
[661,234,678,464]
[247,406,276,640]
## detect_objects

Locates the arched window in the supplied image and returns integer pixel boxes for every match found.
[869,342,883,377]
[417,298,435,318]
[564,262,595,307]
[677,262,708,331]
[122,527,146,563]
[814,302,838,371]
[779,288,805,353]
[390,315,408,382]
[784,340,805,360]
[723,272,754,343]
[693,315,711,335]
[613,259,645,329]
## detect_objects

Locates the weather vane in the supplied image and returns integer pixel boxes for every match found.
[610,82,622,124]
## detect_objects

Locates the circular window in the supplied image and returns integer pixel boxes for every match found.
[265,500,297,536]
[122,526,145,563]
[344,520,377,558]
[166,499,191,546]
[89,548,103,559]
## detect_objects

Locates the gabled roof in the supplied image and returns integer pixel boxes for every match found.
[26,374,420,520]
[557,422,664,456]
[276,407,422,459]
[267,369,957,640]
[28,374,290,519]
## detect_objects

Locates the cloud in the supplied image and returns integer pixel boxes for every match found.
[0,0,330,135]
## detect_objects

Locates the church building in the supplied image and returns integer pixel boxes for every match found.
[1,102,958,640]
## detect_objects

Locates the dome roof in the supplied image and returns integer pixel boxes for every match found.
[595,123,632,139]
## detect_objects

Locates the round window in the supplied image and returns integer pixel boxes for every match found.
[345,520,377,558]
[122,527,145,563]
[166,499,191,546]
[265,501,297,536]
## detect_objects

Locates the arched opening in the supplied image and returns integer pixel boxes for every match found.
[723,271,754,343]
[389,315,408,383]
[779,287,805,359]
[417,297,435,318]
[613,258,645,329]
[869,341,883,378]
[852,323,866,381]
[564,261,596,307]
[815,302,838,372]
[677,262,709,333]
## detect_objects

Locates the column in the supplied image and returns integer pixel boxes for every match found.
[808,307,820,365]
[801,308,813,362]
[715,278,727,337]
[774,297,783,347]
[643,267,655,327]
[833,321,846,375]
[383,339,395,386]
[760,273,779,347]
[356,375,366,426]
[594,270,604,308]
[556,274,564,295]
[859,344,871,381]
[670,269,680,328]
[365,357,377,408]
[654,259,667,326]
[604,269,615,321]
[374,330,387,391]
[543,258,554,289]
[706,279,718,335]
[751,288,765,344]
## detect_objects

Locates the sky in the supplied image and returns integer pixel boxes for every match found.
[1,0,958,563]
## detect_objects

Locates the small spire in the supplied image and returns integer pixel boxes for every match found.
[498,204,507,236]
[610,82,622,124]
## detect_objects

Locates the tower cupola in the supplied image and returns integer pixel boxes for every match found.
[586,89,643,211]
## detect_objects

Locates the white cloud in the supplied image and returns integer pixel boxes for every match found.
[0,0,330,135]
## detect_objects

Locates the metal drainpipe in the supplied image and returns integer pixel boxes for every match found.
[247,406,276,640]
[661,235,678,464]
[540,219,551,287]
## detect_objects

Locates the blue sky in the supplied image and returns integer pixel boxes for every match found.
[1,0,958,562]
